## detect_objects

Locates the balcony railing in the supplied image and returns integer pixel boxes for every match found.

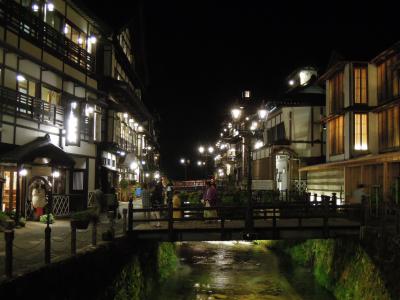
[0,86,64,127]
[114,135,136,152]
[0,0,95,73]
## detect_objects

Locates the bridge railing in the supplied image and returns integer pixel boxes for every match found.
[126,199,363,239]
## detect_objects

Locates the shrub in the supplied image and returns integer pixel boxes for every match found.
[71,208,98,222]
[19,217,26,227]
[40,213,55,224]
[187,191,202,204]
[0,211,9,222]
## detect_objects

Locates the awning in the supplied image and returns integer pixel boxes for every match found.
[299,151,400,172]
[0,134,75,167]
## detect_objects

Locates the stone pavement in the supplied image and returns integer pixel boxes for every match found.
[0,199,144,282]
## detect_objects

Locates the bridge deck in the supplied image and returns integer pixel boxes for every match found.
[126,202,363,241]
[133,217,359,230]
[131,218,361,241]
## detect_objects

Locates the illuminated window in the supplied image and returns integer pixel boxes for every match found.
[354,113,368,150]
[354,65,368,104]
[329,115,344,155]
[41,86,61,106]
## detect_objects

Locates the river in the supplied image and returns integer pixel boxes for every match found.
[148,241,334,300]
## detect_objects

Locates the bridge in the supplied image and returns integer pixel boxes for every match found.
[126,201,363,241]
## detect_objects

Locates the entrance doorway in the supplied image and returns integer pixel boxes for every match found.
[276,155,289,191]
[3,170,17,212]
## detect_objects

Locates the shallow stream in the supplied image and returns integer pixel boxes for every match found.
[148,241,334,300]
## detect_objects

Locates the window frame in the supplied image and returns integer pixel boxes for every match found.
[353,64,368,105]
[354,113,368,151]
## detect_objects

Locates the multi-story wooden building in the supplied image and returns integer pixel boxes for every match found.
[300,42,400,203]
[252,67,325,192]
[97,22,158,193]
[0,0,157,218]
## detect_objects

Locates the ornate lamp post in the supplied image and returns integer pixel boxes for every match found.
[230,95,268,232]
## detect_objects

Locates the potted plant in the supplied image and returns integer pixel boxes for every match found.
[71,208,98,230]
[0,211,15,231]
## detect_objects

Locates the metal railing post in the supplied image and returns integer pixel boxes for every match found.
[122,208,127,235]
[91,220,97,247]
[168,200,174,240]
[44,222,51,264]
[361,195,368,226]
[71,221,77,256]
[272,207,277,239]
[220,211,225,240]
[108,211,115,240]
[128,198,133,232]
[4,229,14,278]
[332,193,337,212]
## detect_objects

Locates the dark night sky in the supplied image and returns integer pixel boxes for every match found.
[87,1,398,179]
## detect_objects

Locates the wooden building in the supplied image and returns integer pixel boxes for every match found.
[300,42,400,203]
[0,0,158,218]
[252,67,325,192]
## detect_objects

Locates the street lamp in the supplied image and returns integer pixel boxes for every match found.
[198,144,215,179]
[231,106,242,121]
[229,93,268,232]
[180,158,190,180]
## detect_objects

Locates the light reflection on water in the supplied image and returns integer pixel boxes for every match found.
[148,241,334,300]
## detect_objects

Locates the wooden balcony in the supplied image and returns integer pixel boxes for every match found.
[0,0,95,74]
[0,86,64,127]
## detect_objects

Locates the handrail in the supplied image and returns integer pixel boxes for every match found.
[0,86,64,126]
[0,0,95,73]
[130,203,361,212]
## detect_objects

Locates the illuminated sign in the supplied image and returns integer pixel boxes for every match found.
[66,101,80,146]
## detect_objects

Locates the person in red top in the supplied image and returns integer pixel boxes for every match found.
[203,181,218,222]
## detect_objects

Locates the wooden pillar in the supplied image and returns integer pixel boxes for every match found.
[383,162,389,202]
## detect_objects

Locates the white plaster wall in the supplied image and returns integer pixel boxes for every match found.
[19,59,41,80]
[62,138,96,157]
[42,70,63,90]
[1,124,14,144]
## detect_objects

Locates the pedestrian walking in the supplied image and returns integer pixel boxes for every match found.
[172,191,182,219]
[202,181,218,222]
[150,180,163,227]
[141,182,151,220]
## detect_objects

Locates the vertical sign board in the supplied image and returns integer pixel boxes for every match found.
[66,101,81,146]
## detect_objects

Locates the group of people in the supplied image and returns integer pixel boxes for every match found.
[140,177,173,227]
[140,178,219,226]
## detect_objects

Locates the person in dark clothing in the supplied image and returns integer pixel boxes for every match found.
[150,181,163,227]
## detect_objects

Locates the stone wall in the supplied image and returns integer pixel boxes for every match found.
[0,237,178,300]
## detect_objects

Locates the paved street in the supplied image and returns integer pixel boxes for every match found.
[0,199,144,282]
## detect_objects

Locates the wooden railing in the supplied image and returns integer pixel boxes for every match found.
[0,86,64,127]
[127,199,362,239]
[0,0,95,73]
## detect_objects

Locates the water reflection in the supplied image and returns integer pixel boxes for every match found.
[148,241,334,300]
